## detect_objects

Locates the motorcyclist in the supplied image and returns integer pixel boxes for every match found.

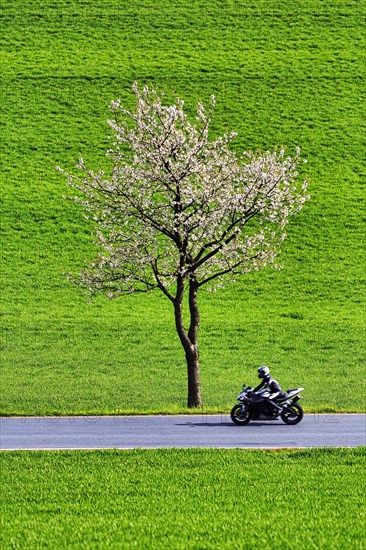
[253,366,282,414]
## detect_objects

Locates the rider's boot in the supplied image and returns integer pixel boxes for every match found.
[271,402,282,415]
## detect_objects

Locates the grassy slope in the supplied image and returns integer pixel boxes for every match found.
[0,0,365,414]
[1,448,365,549]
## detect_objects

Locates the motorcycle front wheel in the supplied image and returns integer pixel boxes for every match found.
[281,403,303,425]
[230,404,252,425]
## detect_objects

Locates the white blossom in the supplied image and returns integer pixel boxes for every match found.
[59,83,309,299]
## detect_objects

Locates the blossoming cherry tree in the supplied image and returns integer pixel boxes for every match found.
[58,83,309,408]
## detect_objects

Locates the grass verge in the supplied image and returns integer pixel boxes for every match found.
[1,448,365,549]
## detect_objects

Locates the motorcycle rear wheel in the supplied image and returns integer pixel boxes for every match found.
[230,404,252,425]
[281,403,303,425]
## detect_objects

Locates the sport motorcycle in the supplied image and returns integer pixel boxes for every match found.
[230,385,304,425]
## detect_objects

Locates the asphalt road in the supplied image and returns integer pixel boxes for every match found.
[1,414,365,450]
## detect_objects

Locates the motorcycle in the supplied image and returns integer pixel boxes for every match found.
[230,385,304,425]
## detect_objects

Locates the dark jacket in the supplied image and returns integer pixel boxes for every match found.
[254,375,282,394]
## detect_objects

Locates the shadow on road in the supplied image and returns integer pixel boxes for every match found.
[175,421,285,428]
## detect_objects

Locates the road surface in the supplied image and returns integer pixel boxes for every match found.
[1,414,365,450]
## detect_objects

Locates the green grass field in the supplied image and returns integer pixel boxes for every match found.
[1,448,365,549]
[1,0,365,414]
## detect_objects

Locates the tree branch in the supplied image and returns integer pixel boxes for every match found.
[151,260,175,303]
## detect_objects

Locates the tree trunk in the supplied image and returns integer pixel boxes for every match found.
[174,275,202,408]
[186,346,201,408]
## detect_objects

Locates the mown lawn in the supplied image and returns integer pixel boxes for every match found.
[1,448,365,549]
[0,0,365,414]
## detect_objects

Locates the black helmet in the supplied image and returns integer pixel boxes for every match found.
[258,366,270,378]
